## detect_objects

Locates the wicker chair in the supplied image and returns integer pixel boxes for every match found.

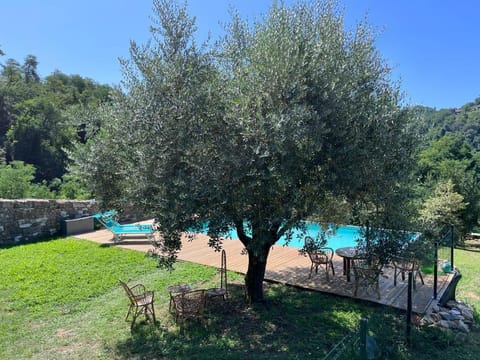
[352,258,383,299]
[206,249,228,303]
[119,280,156,329]
[393,257,424,290]
[171,289,206,324]
[305,237,335,280]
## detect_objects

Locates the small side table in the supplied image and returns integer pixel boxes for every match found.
[167,284,191,312]
[335,246,359,282]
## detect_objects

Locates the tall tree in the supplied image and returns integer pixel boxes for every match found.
[23,55,40,83]
[416,134,480,234]
[82,0,415,302]
[420,179,468,236]
[0,55,113,184]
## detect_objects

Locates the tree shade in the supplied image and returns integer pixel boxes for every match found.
[81,0,416,303]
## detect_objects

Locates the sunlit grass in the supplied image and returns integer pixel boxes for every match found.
[0,238,479,359]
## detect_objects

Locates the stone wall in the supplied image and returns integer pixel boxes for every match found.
[421,299,476,335]
[0,199,98,244]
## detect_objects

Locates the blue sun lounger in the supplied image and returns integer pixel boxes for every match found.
[92,210,155,243]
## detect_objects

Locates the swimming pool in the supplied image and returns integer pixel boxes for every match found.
[275,223,361,250]
[196,221,420,251]
[201,222,361,251]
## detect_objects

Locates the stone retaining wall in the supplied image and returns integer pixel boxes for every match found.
[421,299,477,338]
[0,199,98,244]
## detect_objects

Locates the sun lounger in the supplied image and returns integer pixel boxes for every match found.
[92,210,155,243]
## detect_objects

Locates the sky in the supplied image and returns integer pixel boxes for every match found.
[1,0,479,109]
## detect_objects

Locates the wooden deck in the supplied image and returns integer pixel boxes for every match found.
[75,225,453,314]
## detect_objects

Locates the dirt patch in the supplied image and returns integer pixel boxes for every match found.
[465,292,480,300]
[55,328,74,337]
[462,238,480,251]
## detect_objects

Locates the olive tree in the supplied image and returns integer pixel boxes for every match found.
[84,0,415,303]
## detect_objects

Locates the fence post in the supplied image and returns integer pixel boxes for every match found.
[359,317,367,360]
[433,241,438,299]
[406,271,413,345]
[450,224,454,269]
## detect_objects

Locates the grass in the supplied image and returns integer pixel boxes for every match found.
[454,243,480,311]
[0,238,479,359]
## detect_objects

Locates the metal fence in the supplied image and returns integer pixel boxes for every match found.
[323,318,371,360]
[433,225,455,299]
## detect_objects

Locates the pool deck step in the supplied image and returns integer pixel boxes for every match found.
[75,225,452,314]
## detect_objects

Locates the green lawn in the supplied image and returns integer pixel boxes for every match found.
[0,238,479,359]
[454,247,480,311]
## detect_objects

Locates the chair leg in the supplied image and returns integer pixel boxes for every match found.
[125,304,133,321]
[131,308,139,329]
[417,270,424,285]
[150,303,156,323]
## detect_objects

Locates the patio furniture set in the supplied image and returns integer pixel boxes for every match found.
[103,209,423,327]
[120,249,228,328]
[305,236,424,300]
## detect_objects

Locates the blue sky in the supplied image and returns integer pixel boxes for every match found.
[1,0,479,109]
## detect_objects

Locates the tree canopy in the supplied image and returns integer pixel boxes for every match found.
[78,0,416,302]
[416,134,480,234]
[0,52,112,198]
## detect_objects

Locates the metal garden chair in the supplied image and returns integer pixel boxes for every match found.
[119,280,156,329]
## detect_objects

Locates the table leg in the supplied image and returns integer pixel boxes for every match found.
[346,259,351,282]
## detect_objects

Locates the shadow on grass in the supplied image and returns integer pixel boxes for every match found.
[456,238,480,253]
[457,245,480,253]
[0,235,62,249]
[111,283,410,359]
[99,239,155,247]
[113,285,364,359]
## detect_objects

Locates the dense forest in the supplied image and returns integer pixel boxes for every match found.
[0,51,112,199]
[1,48,479,234]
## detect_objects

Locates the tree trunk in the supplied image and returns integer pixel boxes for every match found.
[244,244,271,303]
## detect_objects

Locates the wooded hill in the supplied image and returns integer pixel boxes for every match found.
[0,53,112,198]
[1,51,479,233]
[414,98,480,150]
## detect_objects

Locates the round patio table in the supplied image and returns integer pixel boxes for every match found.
[335,246,360,282]
[167,283,191,311]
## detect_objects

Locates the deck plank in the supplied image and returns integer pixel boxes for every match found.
[75,226,453,314]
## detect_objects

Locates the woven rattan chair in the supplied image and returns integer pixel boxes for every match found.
[305,237,335,280]
[119,280,156,329]
[171,289,206,324]
[206,249,228,303]
[352,257,383,299]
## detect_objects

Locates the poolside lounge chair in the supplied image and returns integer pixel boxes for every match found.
[304,236,335,280]
[93,210,155,243]
[119,280,156,329]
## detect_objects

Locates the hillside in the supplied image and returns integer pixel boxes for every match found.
[413,97,480,150]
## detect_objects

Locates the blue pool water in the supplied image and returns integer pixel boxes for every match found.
[204,222,361,251]
[276,223,361,250]
[196,222,420,251]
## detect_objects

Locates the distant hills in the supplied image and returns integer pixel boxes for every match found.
[413,97,480,150]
